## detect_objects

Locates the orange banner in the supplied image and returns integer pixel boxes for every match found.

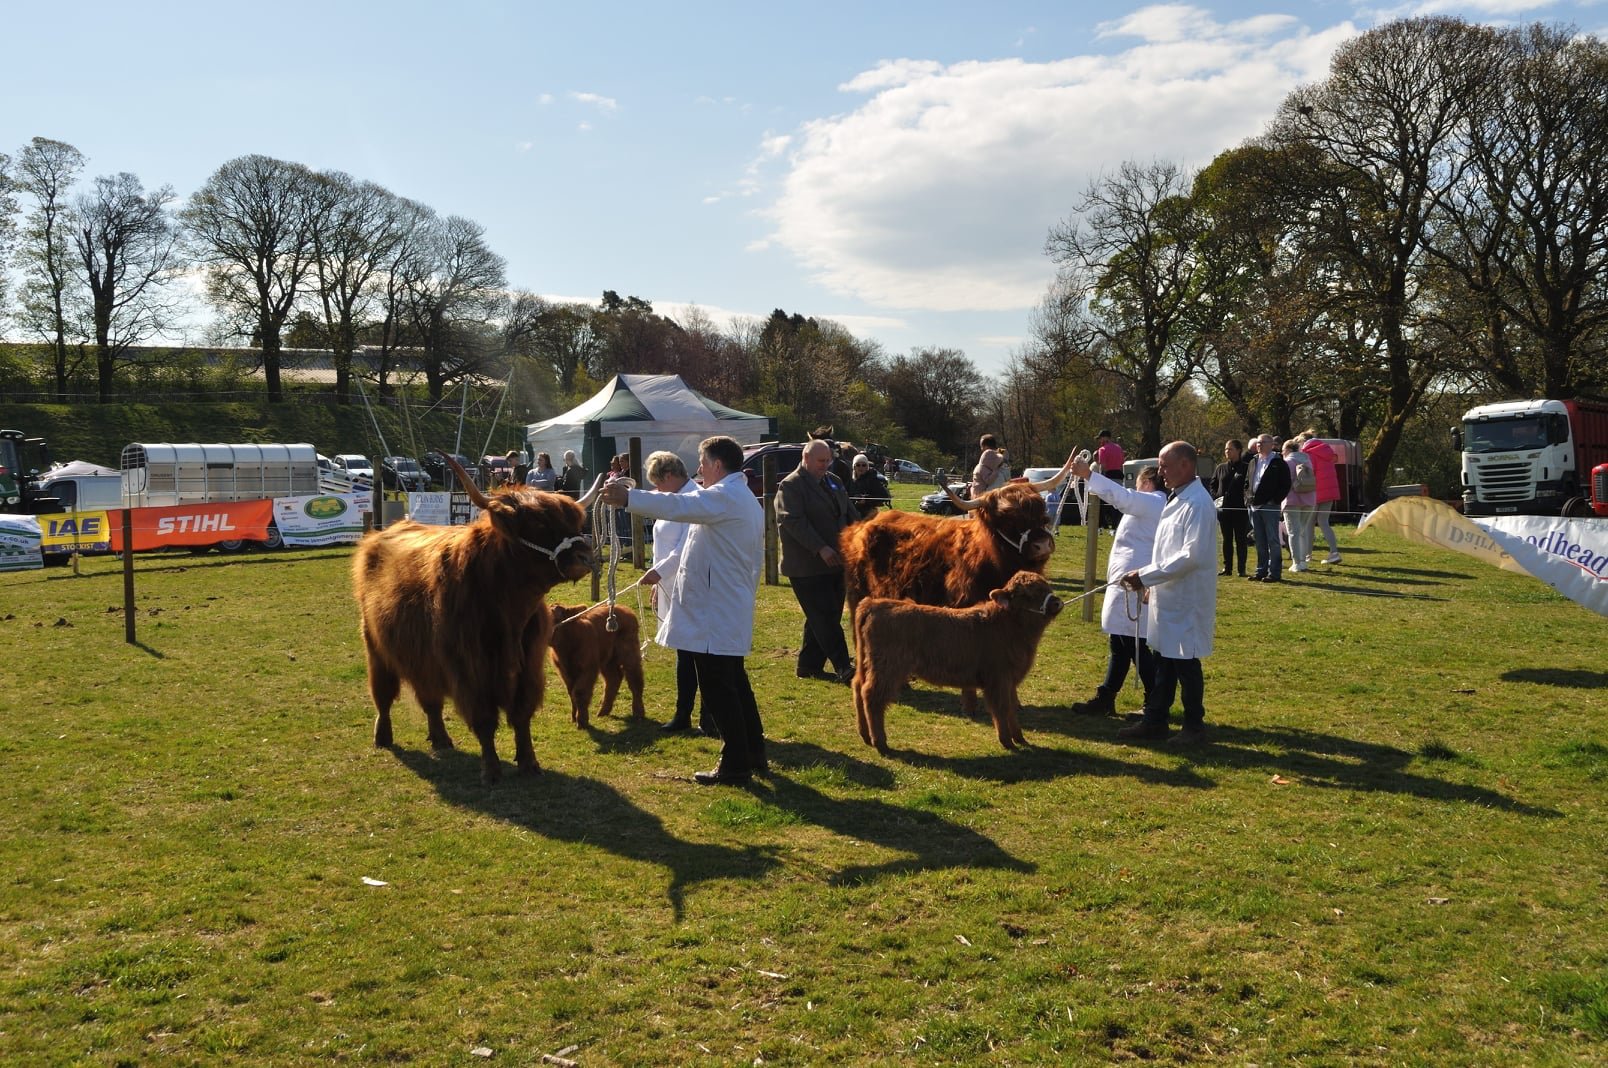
[108,500,275,552]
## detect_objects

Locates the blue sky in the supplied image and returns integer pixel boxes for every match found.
[5,0,1604,377]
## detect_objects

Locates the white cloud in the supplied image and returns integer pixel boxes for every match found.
[569,91,619,112]
[759,5,1356,313]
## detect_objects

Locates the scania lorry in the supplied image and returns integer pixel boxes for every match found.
[1452,398,1608,517]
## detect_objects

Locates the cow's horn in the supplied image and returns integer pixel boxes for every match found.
[576,473,609,507]
[444,453,491,509]
[943,482,984,512]
[1026,454,1078,493]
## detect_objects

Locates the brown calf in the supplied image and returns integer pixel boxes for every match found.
[353,456,593,783]
[852,571,1063,754]
[548,603,647,727]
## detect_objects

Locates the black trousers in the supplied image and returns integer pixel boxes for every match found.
[1218,510,1250,574]
[790,572,852,675]
[1099,633,1155,700]
[1142,654,1206,729]
[672,650,715,733]
[691,652,764,773]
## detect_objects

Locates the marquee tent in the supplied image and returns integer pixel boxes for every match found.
[524,374,774,478]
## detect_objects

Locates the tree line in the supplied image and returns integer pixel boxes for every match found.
[2,16,1604,499]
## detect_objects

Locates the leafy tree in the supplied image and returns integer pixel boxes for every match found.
[879,346,984,460]
[309,172,410,404]
[1269,17,1500,502]
[402,214,507,401]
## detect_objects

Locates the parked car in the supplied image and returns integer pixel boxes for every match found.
[919,479,970,516]
[889,458,932,483]
[331,453,374,486]
[317,453,335,476]
[740,442,806,496]
[421,450,478,489]
[381,456,430,493]
[480,454,515,487]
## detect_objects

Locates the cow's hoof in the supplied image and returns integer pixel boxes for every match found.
[373,726,393,748]
[517,760,542,777]
[480,764,503,785]
[430,736,455,751]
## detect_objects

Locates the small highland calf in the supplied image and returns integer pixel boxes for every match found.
[548,603,647,727]
[852,571,1063,754]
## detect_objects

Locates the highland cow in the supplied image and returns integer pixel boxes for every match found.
[548,602,647,727]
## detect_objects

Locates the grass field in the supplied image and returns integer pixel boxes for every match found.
[1,490,1604,1065]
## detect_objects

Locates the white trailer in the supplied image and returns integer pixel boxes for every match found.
[120,443,323,549]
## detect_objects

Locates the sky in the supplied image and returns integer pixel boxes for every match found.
[4,0,1604,379]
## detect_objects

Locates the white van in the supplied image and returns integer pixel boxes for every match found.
[37,472,126,511]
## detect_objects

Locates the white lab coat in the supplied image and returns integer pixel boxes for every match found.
[646,480,697,624]
[1135,476,1218,660]
[1087,471,1166,637]
[626,472,763,656]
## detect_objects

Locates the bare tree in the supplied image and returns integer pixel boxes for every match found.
[0,151,17,318]
[181,155,324,401]
[367,196,435,395]
[402,214,508,401]
[14,138,86,400]
[72,173,182,401]
[1044,160,1210,457]
[310,172,409,403]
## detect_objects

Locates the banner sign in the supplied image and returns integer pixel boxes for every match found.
[274,493,372,546]
[38,510,113,554]
[108,500,274,552]
[1358,497,1608,617]
[0,514,44,572]
[405,491,453,526]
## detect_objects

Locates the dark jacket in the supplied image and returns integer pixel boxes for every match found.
[557,463,588,498]
[1249,452,1290,508]
[848,470,891,518]
[775,464,855,578]
[1211,457,1249,510]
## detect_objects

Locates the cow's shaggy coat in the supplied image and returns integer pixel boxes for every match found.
[548,603,647,727]
[353,471,593,783]
[852,572,1063,753]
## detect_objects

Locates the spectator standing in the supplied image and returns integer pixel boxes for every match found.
[1299,432,1343,564]
[602,436,765,785]
[1282,440,1317,573]
[1115,441,1219,745]
[639,451,712,736]
[525,452,558,492]
[776,440,856,684]
[969,434,1010,498]
[1068,457,1166,717]
[847,454,891,519]
[557,450,588,499]
[1210,440,1251,576]
[1094,429,1126,529]
[1246,434,1290,582]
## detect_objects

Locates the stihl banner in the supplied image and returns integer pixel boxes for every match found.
[108,500,275,552]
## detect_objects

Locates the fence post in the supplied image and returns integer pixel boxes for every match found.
[762,454,779,586]
[122,508,136,644]
[1082,497,1101,623]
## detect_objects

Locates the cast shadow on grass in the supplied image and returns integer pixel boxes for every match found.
[390,747,779,921]
[751,741,1035,886]
[1275,578,1449,601]
[1501,667,1608,689]
[1168,723,1560,817]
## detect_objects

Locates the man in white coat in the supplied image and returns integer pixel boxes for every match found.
[1116,441,1219,745]
[602,436,766,785]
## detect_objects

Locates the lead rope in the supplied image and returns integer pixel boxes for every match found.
[1125,583,1144,694]
[1050,449,1093,533]
[590,484,626,632]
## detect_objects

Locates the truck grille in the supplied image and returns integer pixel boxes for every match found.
[1473,461,1535,501]
[1595,466,1608,504]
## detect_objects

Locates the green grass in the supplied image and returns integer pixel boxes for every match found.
[1,505,1605,1065]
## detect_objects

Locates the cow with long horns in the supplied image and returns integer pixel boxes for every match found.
[353,455,600,783]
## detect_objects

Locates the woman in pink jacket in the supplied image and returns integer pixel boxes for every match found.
[1298,431,1342,565]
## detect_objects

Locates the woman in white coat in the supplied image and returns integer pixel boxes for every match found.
[1069,457,1167,717]
[639,451,709,735]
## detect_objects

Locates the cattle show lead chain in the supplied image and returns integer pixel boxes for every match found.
[590,477,636,633]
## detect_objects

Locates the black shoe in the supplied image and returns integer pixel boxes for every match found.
[693,766,751,786]
[1263,576,1282,584]
[1070,692,1116,717]
[1218,568,1231,576]
[795,667,833,681]
[698,723,721,738]
[1247,574,1264,581]
[660,718,692,732]
[1116,720,1170,742]
[831,664,855,684]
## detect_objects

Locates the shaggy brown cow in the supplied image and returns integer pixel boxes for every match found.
[852,572,1063,753]
[353,456,594,783]
[840,466,1070,712]
[548,602,647,727]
